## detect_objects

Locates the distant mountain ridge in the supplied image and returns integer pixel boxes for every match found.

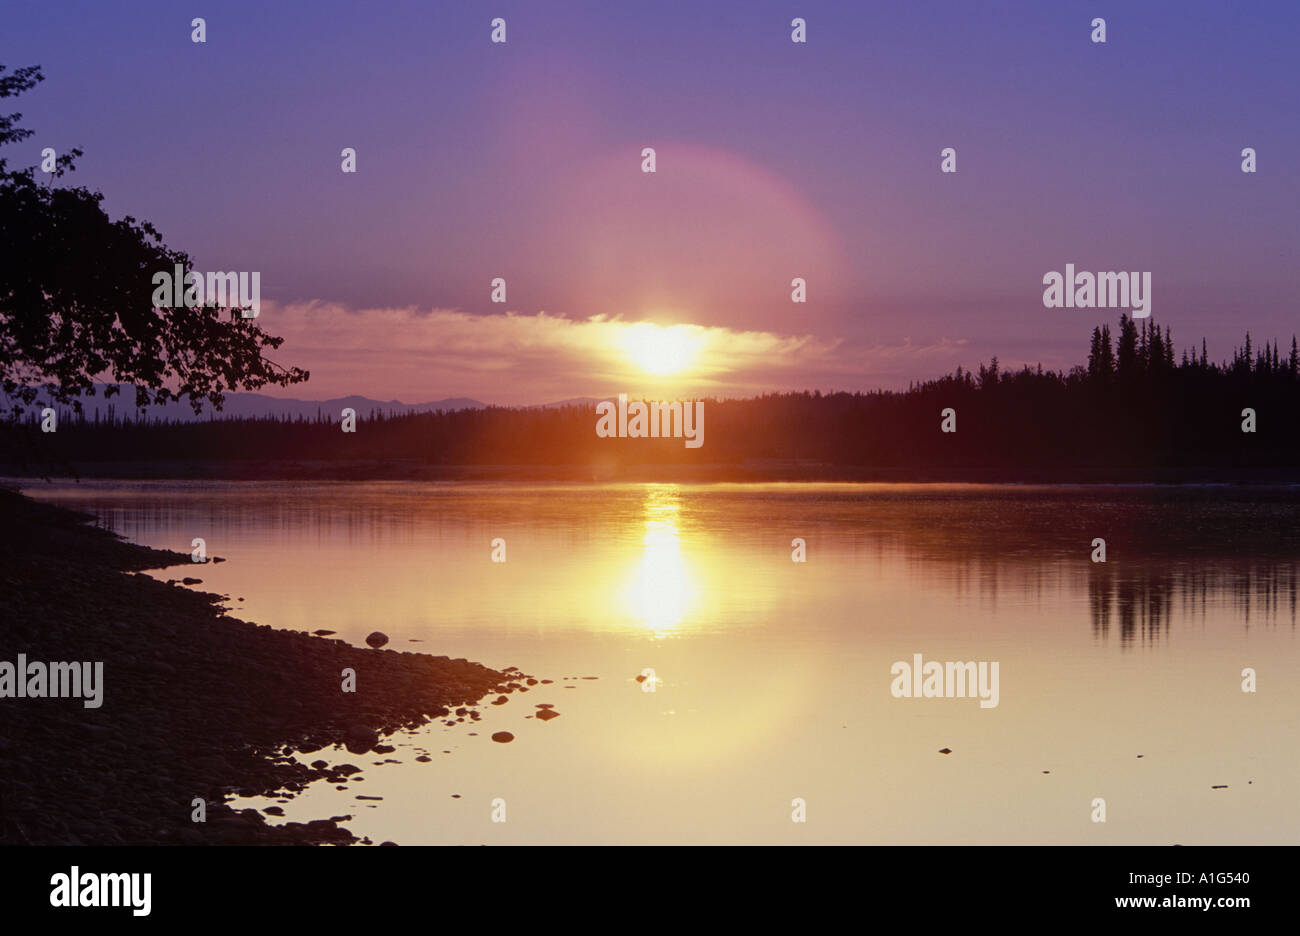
[5,387,487,421]
[528,397,602,409]
[5,387,624,422]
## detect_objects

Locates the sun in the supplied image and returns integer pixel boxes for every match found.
[621,323,703,376]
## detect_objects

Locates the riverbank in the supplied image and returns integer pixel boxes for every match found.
[0,487,527,844]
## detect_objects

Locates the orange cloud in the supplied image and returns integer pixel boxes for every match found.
[256,301,965,404]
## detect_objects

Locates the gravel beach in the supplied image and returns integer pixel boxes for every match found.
[0,487,524,844]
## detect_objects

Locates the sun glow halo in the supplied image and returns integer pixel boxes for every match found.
[621,323,704,377]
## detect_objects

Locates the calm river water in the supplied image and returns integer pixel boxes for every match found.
[23,481,1300,844]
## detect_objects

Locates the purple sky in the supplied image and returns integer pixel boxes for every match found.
[6,0,1299,403]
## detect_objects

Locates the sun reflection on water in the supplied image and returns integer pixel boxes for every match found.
[621,485,696,636]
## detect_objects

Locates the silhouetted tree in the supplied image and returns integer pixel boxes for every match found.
[1116,314,1139,378]
[0,65,308,419]
[1087,327,1106,381]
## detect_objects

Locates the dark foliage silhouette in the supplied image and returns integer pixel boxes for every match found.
[0,65,308,421]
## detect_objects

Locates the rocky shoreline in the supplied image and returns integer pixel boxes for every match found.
[0,487,528,845]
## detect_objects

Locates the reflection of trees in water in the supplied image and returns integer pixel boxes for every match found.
[1088,563,1299,645]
